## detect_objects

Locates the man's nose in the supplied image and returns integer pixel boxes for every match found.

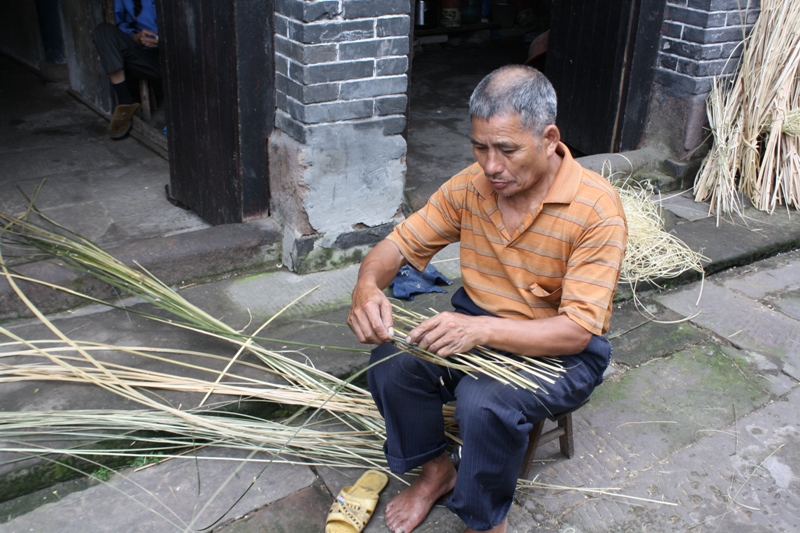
[483,150,504,176]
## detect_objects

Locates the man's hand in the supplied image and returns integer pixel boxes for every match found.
[347,240,407,345]
[347,283,395,345]
[406,312,484,358]
[134,29,159,48]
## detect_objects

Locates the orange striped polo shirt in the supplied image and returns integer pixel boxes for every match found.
[387,142,627,335]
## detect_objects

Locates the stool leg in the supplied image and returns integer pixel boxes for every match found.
[557,413,575,458]
[519,419,546,479]
[139,79,152,121]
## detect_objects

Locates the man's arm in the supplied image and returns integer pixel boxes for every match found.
[406,311,591,358]
[347,239,408,345]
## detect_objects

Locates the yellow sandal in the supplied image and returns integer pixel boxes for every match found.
[326,470,389,533]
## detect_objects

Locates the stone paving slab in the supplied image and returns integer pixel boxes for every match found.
[524,343,780,521]
[607,299,710,368]
[657,282,800,366]
[669,209,800,274]
[0,450,316,533]
[558,387,800,532]
[659,191,712,222]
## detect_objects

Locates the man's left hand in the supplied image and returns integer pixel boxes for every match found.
[406,312,484,358]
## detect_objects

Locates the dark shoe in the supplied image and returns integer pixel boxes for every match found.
[108,103,140,139]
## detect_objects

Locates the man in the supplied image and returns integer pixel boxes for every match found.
[92,0,160,140]
[347,65,627,533]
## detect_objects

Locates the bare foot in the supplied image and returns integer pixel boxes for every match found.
[465,517,507,533]
[385,453,457,533]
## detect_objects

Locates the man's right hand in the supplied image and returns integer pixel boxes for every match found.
[346,239,407,345]
[347,282,395,345]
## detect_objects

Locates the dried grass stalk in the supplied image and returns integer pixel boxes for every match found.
[694,0,800,216]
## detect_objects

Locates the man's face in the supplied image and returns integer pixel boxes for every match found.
[470,114,553,199]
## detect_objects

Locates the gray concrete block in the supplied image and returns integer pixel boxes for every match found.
[288,18,374,44]
[290,59,374,84]
[275,36,337,64]
[687,0,751,10]
[773,288,800,322]
[275,0,340,22]
[375,95,408,115]
[666,5,728,27]
[340,75,407,99]
[288,98,374,124]
[376,15,411,37]
[654,68,715,97]
[659,193,711,221]
[275,109,308,142]
[683,24,749,44]
[339,37,409,60]
[277,74,339,104]
[377,56,409,76]
[343,0,410,20]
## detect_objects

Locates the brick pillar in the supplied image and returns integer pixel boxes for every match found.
[647,0,759,163]
[269,0,410,273]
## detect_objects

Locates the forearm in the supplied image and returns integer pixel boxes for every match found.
[477,314,592,356]
[355,239,407,291]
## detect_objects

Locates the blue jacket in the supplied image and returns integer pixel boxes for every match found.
[115,0,158,36]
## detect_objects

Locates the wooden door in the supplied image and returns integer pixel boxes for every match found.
[156,0,273,225]
[546,0,664,155]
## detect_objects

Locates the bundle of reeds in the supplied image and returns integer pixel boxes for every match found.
[694,0,800,218]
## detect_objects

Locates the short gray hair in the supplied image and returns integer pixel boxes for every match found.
[468,65,557,137]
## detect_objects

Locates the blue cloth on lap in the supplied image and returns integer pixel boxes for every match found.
[390,264,452,300]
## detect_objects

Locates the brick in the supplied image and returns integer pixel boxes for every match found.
[376,56,408,76]
[658,53,679,71]
[275,36,338,65]
[687,0,745,10]
[666,5,728,27]
[287,98,374,124]
[275,110,308,143]
[376,15,411,36]
[339,37,409,60]
[683,25,749,44]
[654,68,714,96]
[661,38,701,59]
[275,53,290,76]
[377,115,407,135]
[662,21,683,38]
[666,0,689,6]
[286,19,375,44]
[343,0,410,19]
[697,43,724,60]
[277,74,339,104]
[721,40,745,59]
[290,60,374,84]
[375,95,408,115]
[340,75,407,99]
[275,0,340,22]
[276,90,288,111]
[275,14,290,37]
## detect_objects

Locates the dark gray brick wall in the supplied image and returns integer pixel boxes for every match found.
[656,0,760,95]
[273,1,412,142]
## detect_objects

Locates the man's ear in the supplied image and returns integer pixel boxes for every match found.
[542,125,560,156]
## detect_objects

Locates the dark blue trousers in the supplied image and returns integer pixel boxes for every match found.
[367,288,611,531]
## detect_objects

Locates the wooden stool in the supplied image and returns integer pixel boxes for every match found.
[519,398,589,478]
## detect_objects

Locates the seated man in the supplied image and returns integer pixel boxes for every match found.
[92,0,160,139]
[347,65,627,533]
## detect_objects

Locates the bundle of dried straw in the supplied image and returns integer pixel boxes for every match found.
[694,0,800,219]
